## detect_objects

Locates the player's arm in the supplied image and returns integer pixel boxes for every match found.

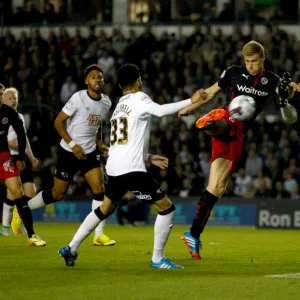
[54,111,86,160]
[96,122,109,157]
[8,137,18,149]
[178,82,222,116]
[145,89,207,117]
[25,136,39,168]
[10,110,26,171]
[8,136,39,167]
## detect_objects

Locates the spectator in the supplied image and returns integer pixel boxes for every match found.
[1,24,300,196]
[234,168,252,197]
[270,181,290,199]
[245,149,263,177]
[60,75,78,104]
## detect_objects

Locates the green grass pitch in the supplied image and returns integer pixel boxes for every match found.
[1,224,300,300]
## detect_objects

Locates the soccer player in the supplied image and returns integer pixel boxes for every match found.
[0,87,39,236]
[0,83,45,246]
[178,41,300,260]
[58,63,206,269]
[11,64,115,246]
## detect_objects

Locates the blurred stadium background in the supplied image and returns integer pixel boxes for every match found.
[1,0,300,228]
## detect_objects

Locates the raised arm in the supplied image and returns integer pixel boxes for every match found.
[178,82,222,116]
[146,89,207,117]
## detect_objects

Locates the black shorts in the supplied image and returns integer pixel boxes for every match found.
[12,155,33,184]
[55,146,101,182]
[105,172,166,204]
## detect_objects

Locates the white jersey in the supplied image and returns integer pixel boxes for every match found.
[106,92,152,176]
[8,113,26,155]
[60,90,112,154]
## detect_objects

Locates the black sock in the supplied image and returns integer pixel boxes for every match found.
[43,190,56,205]
[4,197,15,207]
[94,207,107,221]
[190,190,219,239]
[15,196,35,238]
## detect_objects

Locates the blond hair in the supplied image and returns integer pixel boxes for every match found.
[242,41,265,57]
[3,87,18,98]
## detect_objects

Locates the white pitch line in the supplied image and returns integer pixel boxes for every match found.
[265,273,300,278]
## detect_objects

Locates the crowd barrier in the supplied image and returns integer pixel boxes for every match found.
[28,196,300,229]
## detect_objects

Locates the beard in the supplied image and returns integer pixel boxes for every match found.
[91,85,102,94]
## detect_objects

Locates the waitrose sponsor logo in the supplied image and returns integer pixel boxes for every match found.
[237,85,268,96]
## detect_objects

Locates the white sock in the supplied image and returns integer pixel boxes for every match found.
[69,211,101,255]
[28,191,46,210]
[2,201,14,227]
[92,200,105,237]
[152,209,175,263]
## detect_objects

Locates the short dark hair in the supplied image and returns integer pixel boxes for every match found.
[0,83,5,90]
[84,64,103,78]
[117,64,140,88]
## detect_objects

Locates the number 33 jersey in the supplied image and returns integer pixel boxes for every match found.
[60,90,111,154]
[106,92,154,176]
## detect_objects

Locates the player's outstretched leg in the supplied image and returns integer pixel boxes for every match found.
[196,108,226,130]
[150,199,183,269]
[59,200,113,267]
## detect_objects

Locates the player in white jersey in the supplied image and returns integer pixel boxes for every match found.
[58,63,206,269]
[0,87,39,237]
[12,64,115,246]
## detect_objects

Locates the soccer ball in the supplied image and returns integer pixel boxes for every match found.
[228,95,256,121]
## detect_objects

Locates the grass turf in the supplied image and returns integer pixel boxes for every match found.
[0,224,300,300]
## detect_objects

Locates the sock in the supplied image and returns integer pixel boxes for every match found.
[69,208,106,255]
[190,190,219,239]
[28,190,55,210]
[2,198,14,227]
[92,193,105,238]
[152,204,176,263]
[15,196,35,238]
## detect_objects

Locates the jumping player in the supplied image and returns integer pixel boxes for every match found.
[179,41,300,259]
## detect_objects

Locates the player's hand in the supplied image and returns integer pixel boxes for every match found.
[31,157,39,169]
[98,143,109,158]
[16,160,25,172]
[277,72,292,107]
[179,89,208,117]
[149,154,169,169]
[72,144,87,160]
[289,81,300,93]
[191,89,207,104]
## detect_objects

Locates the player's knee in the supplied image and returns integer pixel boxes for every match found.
[9,187,24,199]
[51,189,65,201]
[92,186,104,194]
[157,203,175,215]
[154,196,174,214]
[207,182,226,197]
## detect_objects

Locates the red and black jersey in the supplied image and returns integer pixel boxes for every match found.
[218,65,281,122]
[0,104,26,162]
